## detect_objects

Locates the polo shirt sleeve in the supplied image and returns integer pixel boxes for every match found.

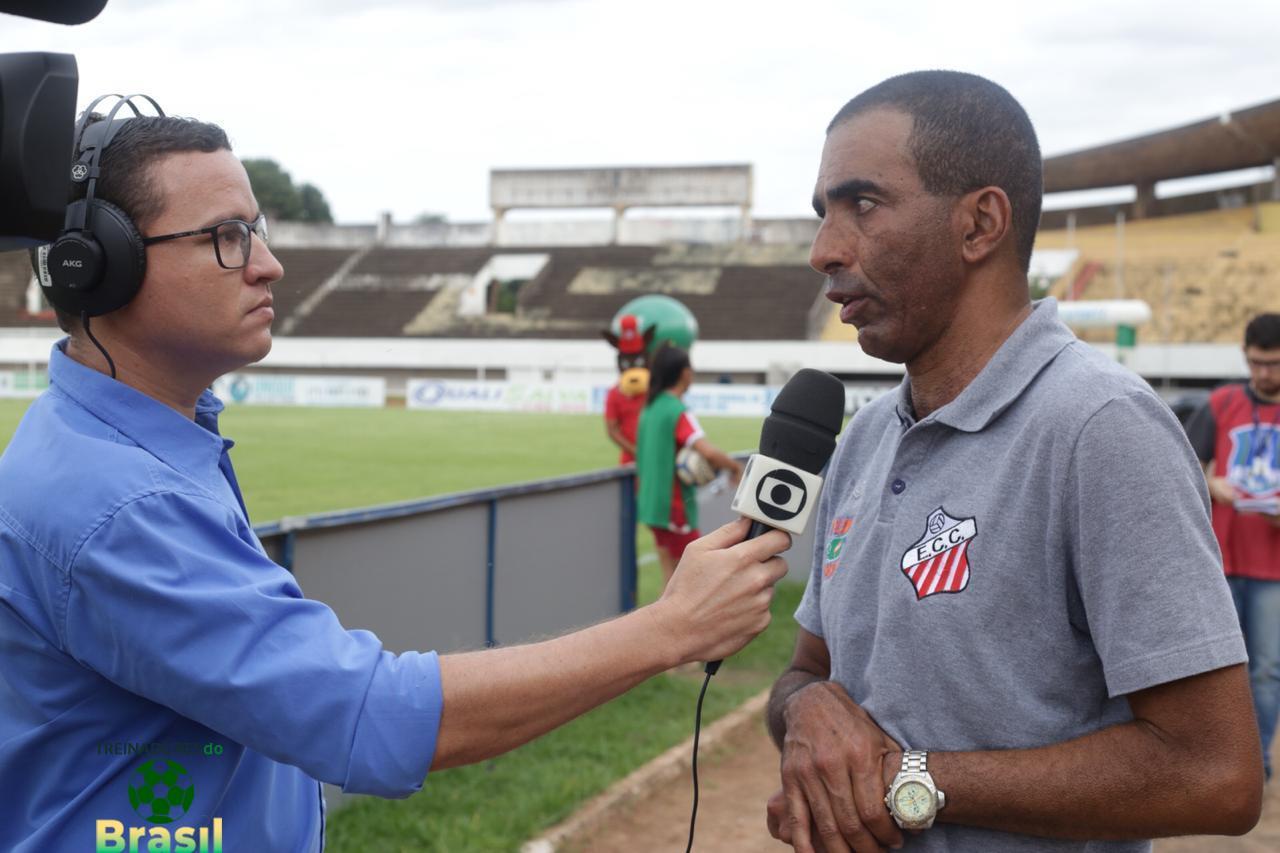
[1066,391,1245,698]
[61,489,443,798]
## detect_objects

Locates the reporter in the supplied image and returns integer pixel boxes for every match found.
[0,108,790,852]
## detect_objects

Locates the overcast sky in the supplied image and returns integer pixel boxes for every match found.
[4,0,1279,224]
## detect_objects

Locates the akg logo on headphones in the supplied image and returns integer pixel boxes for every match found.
[61,259,84,268]
[754,468,808,522]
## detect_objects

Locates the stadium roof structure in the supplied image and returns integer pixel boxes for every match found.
[1044,96,1280,194]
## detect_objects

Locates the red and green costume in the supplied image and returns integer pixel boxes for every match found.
[636,392,704,534]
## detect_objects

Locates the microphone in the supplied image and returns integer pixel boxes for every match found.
[707,368,845,674]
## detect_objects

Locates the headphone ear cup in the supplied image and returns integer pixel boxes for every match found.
[39,199,147,318]
[40,200,105,316]
[85,200,147,317]
[43,199,148,318]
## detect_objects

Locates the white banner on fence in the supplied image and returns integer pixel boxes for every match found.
[684,384,776,417]
[407,379,893,417]
[407,379,598,414]
[0,370,48,399]
[213,374,387,408]
[687,383,890,417]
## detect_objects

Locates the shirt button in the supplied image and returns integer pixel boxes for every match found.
[891,479,906,494]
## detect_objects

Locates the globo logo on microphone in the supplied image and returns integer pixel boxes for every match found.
[731,455,825,535]
[755,470,808,521]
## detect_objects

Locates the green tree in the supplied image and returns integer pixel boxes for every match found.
[297,184,333,224]
[241,159,333,223]
[242,159,302,220]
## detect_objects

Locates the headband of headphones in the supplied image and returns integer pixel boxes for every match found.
[35,93,166,318]
[67,94,165,231]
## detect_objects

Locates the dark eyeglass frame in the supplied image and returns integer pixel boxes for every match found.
[141,213,269,270]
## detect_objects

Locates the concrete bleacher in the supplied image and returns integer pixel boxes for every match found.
[488,246,822,341]
[1035,207,1280,344]
[288,247,502,337]
[282,244,825,341]
[269,248,358,326]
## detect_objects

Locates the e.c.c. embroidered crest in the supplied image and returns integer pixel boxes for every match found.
[900,507,976,599]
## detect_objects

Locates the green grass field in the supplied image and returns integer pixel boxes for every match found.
[0,398,804,851]
[0,400,764,523]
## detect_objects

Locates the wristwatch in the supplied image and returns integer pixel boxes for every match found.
[884,750,946,830]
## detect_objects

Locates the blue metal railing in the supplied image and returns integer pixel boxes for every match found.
[253,466,641,622]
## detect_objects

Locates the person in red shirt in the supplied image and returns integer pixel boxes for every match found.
[603,386,646,464]
[1187,312,1280,780]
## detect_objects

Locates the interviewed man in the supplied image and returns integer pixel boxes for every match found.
[0,106,791,851]
[765,70,1262,852]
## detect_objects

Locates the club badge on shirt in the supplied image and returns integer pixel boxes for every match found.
[900,507,976,600]
[823,516,853,578]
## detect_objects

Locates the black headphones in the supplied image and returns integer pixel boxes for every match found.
[34,94,165,318]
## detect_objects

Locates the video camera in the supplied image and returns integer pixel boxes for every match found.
[0,1,110,250]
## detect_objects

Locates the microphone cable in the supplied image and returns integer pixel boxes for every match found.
[684,668,714,853]
[82,311,117,379]
[681,368,844,850]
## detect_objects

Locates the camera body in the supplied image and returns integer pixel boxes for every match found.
[730,453,825,536]
[0,2,113,248]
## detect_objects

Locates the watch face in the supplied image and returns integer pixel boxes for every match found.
[892,780,934,821]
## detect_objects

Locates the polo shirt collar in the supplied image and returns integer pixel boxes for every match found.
[48,340,231,483]
[894,298,1076,433]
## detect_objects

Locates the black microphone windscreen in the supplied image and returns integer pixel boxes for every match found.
[759,369,845,474]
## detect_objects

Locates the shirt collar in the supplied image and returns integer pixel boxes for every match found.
[894,298,1076,433]
[48,339,232,483]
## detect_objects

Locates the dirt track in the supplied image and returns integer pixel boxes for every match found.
[567,721,1280,852]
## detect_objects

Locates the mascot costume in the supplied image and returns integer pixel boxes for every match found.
[600,294,698,463]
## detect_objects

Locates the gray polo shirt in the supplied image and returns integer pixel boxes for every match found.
[795,299,1245,852]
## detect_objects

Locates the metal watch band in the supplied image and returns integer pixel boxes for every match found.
[901,749,928,775]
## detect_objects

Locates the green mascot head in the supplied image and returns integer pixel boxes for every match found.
[610,295,698,355]
[602,295,699,398]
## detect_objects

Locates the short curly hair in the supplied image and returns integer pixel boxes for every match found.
[828,70,1042,273]
[1245,313,1280,350]
[53,112,230,331]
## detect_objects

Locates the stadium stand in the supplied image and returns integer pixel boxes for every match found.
[283,244,826,340]
[1036,208,1280,344]
[4,98,1275,350]
[269,248,360,329]
[0,242,827,341]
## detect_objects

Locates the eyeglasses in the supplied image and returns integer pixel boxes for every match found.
[141,213,269,270]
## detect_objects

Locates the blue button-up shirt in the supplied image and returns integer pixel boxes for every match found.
[0,342,443,852]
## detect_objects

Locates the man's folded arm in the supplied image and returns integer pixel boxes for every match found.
[929,663,1262,839]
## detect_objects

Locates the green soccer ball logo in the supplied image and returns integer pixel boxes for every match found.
[128,759,195,825]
